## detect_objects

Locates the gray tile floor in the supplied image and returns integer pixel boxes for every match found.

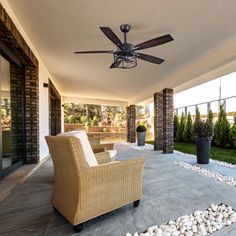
[0,143,236,236]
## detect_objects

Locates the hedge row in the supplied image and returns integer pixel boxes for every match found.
[174,106,236,148]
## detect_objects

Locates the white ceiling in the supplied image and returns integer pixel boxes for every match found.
[7,0,236,104]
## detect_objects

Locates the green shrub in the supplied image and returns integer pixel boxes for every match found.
[136,125,147,132]
[193,120,214,139]
[183,112,194,143]
[176,112,186,142]
[229,115,236,148]
[173,114,179,141]
[214,105,230,147]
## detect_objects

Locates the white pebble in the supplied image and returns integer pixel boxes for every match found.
[128,204,236,236]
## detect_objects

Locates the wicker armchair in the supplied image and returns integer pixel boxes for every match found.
[88,136,114,153]
[45,136,145,232]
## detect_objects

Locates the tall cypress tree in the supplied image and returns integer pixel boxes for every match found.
[229,115,236,148]
[183,112,194,143]
[173,114,179,141]
[176,112,186,142]
[214,105,230,147]
[207,109,214,124]
[195,107,201,122]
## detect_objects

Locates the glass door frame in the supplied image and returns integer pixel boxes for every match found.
[0,40,26,179]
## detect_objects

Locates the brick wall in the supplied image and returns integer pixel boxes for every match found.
[49,79,61,135]
[0,4,38,66]
[154,92,163,150]
[0,4,39,164]
[24,66,39,163]
[129,105,136,143]
[163,88,174,153]
[126,106,131,142]
[10,63,24,161]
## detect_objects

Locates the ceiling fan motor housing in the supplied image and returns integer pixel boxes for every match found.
[120,24,131,33]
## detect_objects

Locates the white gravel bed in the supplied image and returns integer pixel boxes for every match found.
[175,161,236,187]
[126,204,236,236]
[174,150,236,169]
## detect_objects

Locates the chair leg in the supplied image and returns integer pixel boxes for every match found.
[53,206,58,212]
[74,223,83,232]
[134,200,140,207]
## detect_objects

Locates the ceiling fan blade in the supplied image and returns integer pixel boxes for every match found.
[134,34,174,50]
[74,50,113,54]
[100,27,123,47]
[110,60,122,69]
[137,53,165,64]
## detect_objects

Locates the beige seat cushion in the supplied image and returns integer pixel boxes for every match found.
[58,131,98,167]
[107,150,117,159]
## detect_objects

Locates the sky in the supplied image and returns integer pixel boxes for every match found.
[174,71,236,115]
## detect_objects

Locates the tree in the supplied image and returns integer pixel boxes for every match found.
[87,104,101,126]
[229,115,236,148]
[176,112,186,142]
[207,109,214,124]
[214,105,230,147]
[173,114,179,141]
[183,112,194,143]
[195,107,201,122]
[64,103,87,124]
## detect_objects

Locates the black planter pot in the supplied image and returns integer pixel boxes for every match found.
[196,137,211,164]
[137,131,146,146]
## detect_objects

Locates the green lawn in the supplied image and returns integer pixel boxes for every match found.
[146,141,236,164]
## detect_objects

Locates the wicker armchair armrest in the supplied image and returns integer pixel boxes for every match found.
[95,151,111,164]
[91,143,114,151]
[86,157,145,185]
[92,147,106,154]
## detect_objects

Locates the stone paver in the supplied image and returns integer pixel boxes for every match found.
[0,143,236,236]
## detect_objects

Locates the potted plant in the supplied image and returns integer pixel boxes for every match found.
[193,120,214,164]
[136,125,147,146]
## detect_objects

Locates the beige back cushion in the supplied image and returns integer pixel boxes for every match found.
[58,131,98,167]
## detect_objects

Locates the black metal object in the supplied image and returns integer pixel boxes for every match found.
[196,137,211,164]
[134,200,140,207]
[74,224,83,232]
[74,24,174,69]
[43,83,48,88]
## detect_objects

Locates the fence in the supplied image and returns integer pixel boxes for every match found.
[175,95,236,124]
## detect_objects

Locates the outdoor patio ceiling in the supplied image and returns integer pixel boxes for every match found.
[7,0,236,104]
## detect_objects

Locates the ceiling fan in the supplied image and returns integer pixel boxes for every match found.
[74,24,174,69]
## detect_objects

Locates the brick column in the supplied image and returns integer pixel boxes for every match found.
[129,105,136,143]
[163,88,174,153]
[10,63,24,160]
[154,92,163,150]
[25,66,39,163]
[126,106,131,142]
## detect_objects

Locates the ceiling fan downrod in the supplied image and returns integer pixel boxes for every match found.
[120,24,131,43]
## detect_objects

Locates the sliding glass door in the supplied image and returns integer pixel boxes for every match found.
[0,54,24,177]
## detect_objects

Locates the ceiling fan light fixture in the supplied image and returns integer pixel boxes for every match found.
[113,54,137,69]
